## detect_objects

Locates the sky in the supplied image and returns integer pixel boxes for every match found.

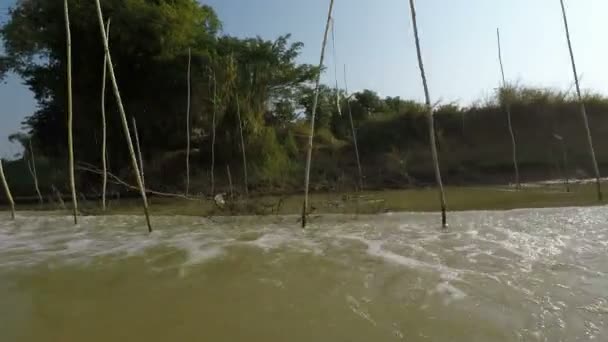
[1,0,608,158]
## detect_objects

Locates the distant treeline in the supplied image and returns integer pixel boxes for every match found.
[1,0,607,198]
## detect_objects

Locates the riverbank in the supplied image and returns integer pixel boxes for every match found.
[4,181,604,217]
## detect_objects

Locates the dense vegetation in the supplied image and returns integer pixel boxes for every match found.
[2,0,608,200]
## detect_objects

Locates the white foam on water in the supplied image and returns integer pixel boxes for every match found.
[1,208,608,341]
[435,281,467,303]
[242,228,323,256]
[339,235,462,281]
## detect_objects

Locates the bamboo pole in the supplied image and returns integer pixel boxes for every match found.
[329,18,364,191]
[559,0,602,201]
[131,117,146,191]
[101,18,110,211]
[28,140,43,204]
[185,48,191,196]
[553,134,570,192]
[210,68,217,196]
[496,28,521,190]
[0,160,15,220]
[226,164,234,199]
[561,140,570,193]
[64,0,78,224]
[94,0,152,232]
[408,0,447,227]
[344,65,364,191]
[302,0,335,228]
[234,92,249,196]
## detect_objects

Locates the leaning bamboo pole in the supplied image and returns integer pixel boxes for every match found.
[28,140,43,204]
[496,28,521,190]
[185,48,191,196]
[64,0,78,224]
[408,0,447,227]
[0,159,15,220]
[343,65,364,191]
[559,0,602,201]
[131,117,146,191]
[302,0,335,228]
[94,0,152,232]
[101,18,110,211]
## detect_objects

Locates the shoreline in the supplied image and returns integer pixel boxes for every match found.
[1,182,603,218]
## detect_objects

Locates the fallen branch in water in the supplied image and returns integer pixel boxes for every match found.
[76,162,199,201]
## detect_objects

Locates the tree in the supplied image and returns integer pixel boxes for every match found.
[354,89,381,116]
[1,0,221,167]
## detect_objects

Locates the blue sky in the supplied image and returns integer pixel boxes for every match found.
[1,0,607,157]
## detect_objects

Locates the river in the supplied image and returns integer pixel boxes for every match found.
[1,207,607,341]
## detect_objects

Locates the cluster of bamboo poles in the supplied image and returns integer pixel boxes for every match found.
[298,0,602,228]
[0,0,602,231]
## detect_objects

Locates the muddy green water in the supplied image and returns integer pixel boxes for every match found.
[1,208,607,341]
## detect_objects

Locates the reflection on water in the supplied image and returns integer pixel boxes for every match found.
[1,208,607,341]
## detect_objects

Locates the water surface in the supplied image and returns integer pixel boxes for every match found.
[1,208,607,341]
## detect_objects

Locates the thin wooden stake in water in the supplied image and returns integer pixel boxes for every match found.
[408,0,447,227]
[64,0,78,224]
[235,92,249,196]
[185,48,191,196]
[554,134,570,192]
[210,69,217,196]
[94,0,152,232]
[344,65,364,191]
[559,0,602,201]
[28,141,43,204]
[101,18,111,211]
[302,0,335,228]
[226,164,234,200]
[496,28,521,190]
[131,117,146,191]
[0,160,15,220]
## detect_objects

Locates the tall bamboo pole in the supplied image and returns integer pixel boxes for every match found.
[329,18,364,191]
[64,0,78,224]
[344,65,364,191]
[408,0,447,227]
[210,69,217,196]
[185,48,191,196]
[496,28,521,190]
[101,19,110,211]
[28,140,43,204]
[302,0,335,228]
[0,160,15,220]
[94,0,152,232]
[234,92,249,196]
[559,0,602,201]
